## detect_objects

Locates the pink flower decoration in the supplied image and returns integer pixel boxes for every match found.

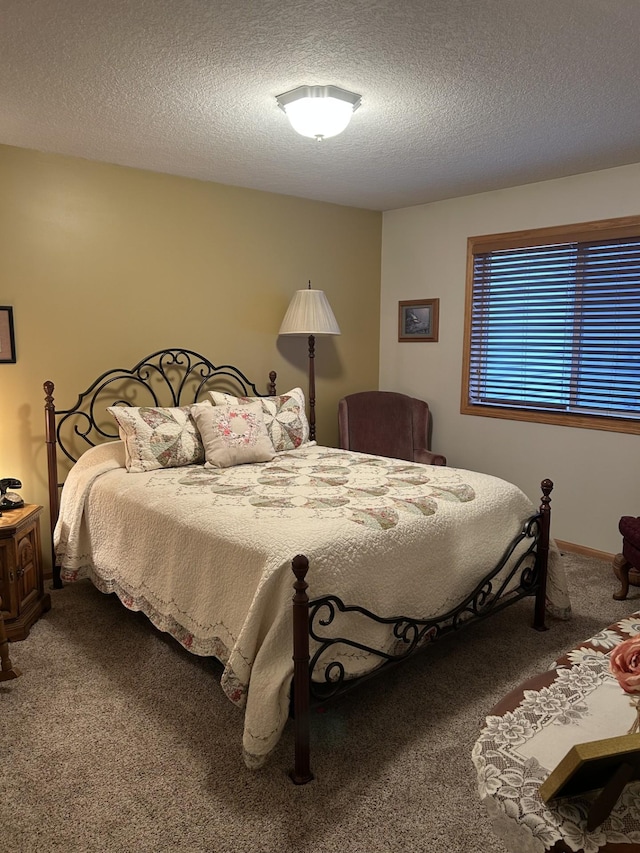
[610,635,640,694]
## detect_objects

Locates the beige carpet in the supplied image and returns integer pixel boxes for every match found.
[1,552,635,853]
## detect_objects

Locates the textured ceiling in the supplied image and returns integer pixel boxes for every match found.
[2,0,640,211]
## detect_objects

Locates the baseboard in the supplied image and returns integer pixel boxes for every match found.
[554,539,615,563]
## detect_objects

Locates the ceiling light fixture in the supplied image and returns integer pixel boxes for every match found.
[276,85,361,141]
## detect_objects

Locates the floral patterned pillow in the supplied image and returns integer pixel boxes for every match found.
[208,387,309,452]
[191,401,275,468]
[107,404,206,473]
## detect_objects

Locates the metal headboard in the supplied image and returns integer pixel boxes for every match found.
[44,347,277,569]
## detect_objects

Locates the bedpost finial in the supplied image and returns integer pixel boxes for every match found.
[539,478,553,514]
[291,554,309,582]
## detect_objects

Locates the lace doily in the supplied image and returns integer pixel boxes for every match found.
[472,615,640,853]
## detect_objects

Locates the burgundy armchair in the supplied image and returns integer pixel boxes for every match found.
[613,516,640,600]
[338,391,446,465]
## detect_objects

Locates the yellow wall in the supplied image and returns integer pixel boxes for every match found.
[0,144,381,567]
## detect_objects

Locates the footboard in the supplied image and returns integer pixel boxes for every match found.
[289,479,553,783]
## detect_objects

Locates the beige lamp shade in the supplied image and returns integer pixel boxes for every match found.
[279,289,341,336]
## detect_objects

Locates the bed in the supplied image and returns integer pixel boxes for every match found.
[44,348,571,783]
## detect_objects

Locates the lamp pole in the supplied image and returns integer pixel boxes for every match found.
[307,333,316,442]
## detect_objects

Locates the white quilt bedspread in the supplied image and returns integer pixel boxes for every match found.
[54,441,570,767]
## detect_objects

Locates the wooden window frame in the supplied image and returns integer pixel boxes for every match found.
[461,215,640,435]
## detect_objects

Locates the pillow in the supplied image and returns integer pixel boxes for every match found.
[107,404,206,473]
[208,387,309,452]
[190,401,276,469]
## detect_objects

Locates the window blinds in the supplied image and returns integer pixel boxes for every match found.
[468,236,640,420]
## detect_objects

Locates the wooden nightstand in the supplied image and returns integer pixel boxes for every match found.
[0,504,51,641]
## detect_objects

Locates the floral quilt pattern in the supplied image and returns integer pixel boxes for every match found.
[209,387,309,451]
[108,405,205,472]
[176,447,476,528]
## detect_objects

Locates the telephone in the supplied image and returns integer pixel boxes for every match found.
[0,477,24,512]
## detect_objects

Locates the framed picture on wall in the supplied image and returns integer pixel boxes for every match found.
[0,307,16,363]
[398,299,439,342]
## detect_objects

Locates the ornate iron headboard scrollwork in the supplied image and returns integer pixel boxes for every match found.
[44,347,277,582]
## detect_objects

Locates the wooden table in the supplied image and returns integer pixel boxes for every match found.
[473,614,640,853]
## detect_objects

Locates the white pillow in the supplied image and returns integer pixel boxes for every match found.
[208,387,309,452]
[190,401,275,469]
[107,405,206,473]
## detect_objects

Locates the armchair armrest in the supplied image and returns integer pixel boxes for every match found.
[414,448,447,466]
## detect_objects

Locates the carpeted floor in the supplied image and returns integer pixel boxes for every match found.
[1,552,636,853]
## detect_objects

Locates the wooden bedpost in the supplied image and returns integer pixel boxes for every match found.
[268,370,277,396]
[290,553,314,784]
[533,478,553,632]
[44,381,62,589]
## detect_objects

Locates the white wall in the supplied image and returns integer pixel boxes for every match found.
[381,163,640,555]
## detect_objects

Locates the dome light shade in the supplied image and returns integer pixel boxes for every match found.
[276,85,361,141]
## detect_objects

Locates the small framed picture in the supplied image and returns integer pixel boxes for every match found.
[0,307,16,363]
[398,299,439,342]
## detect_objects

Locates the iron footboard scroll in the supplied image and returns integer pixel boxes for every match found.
[289,479,553,783]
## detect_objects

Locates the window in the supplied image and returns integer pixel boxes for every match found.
[461,216,640,434]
